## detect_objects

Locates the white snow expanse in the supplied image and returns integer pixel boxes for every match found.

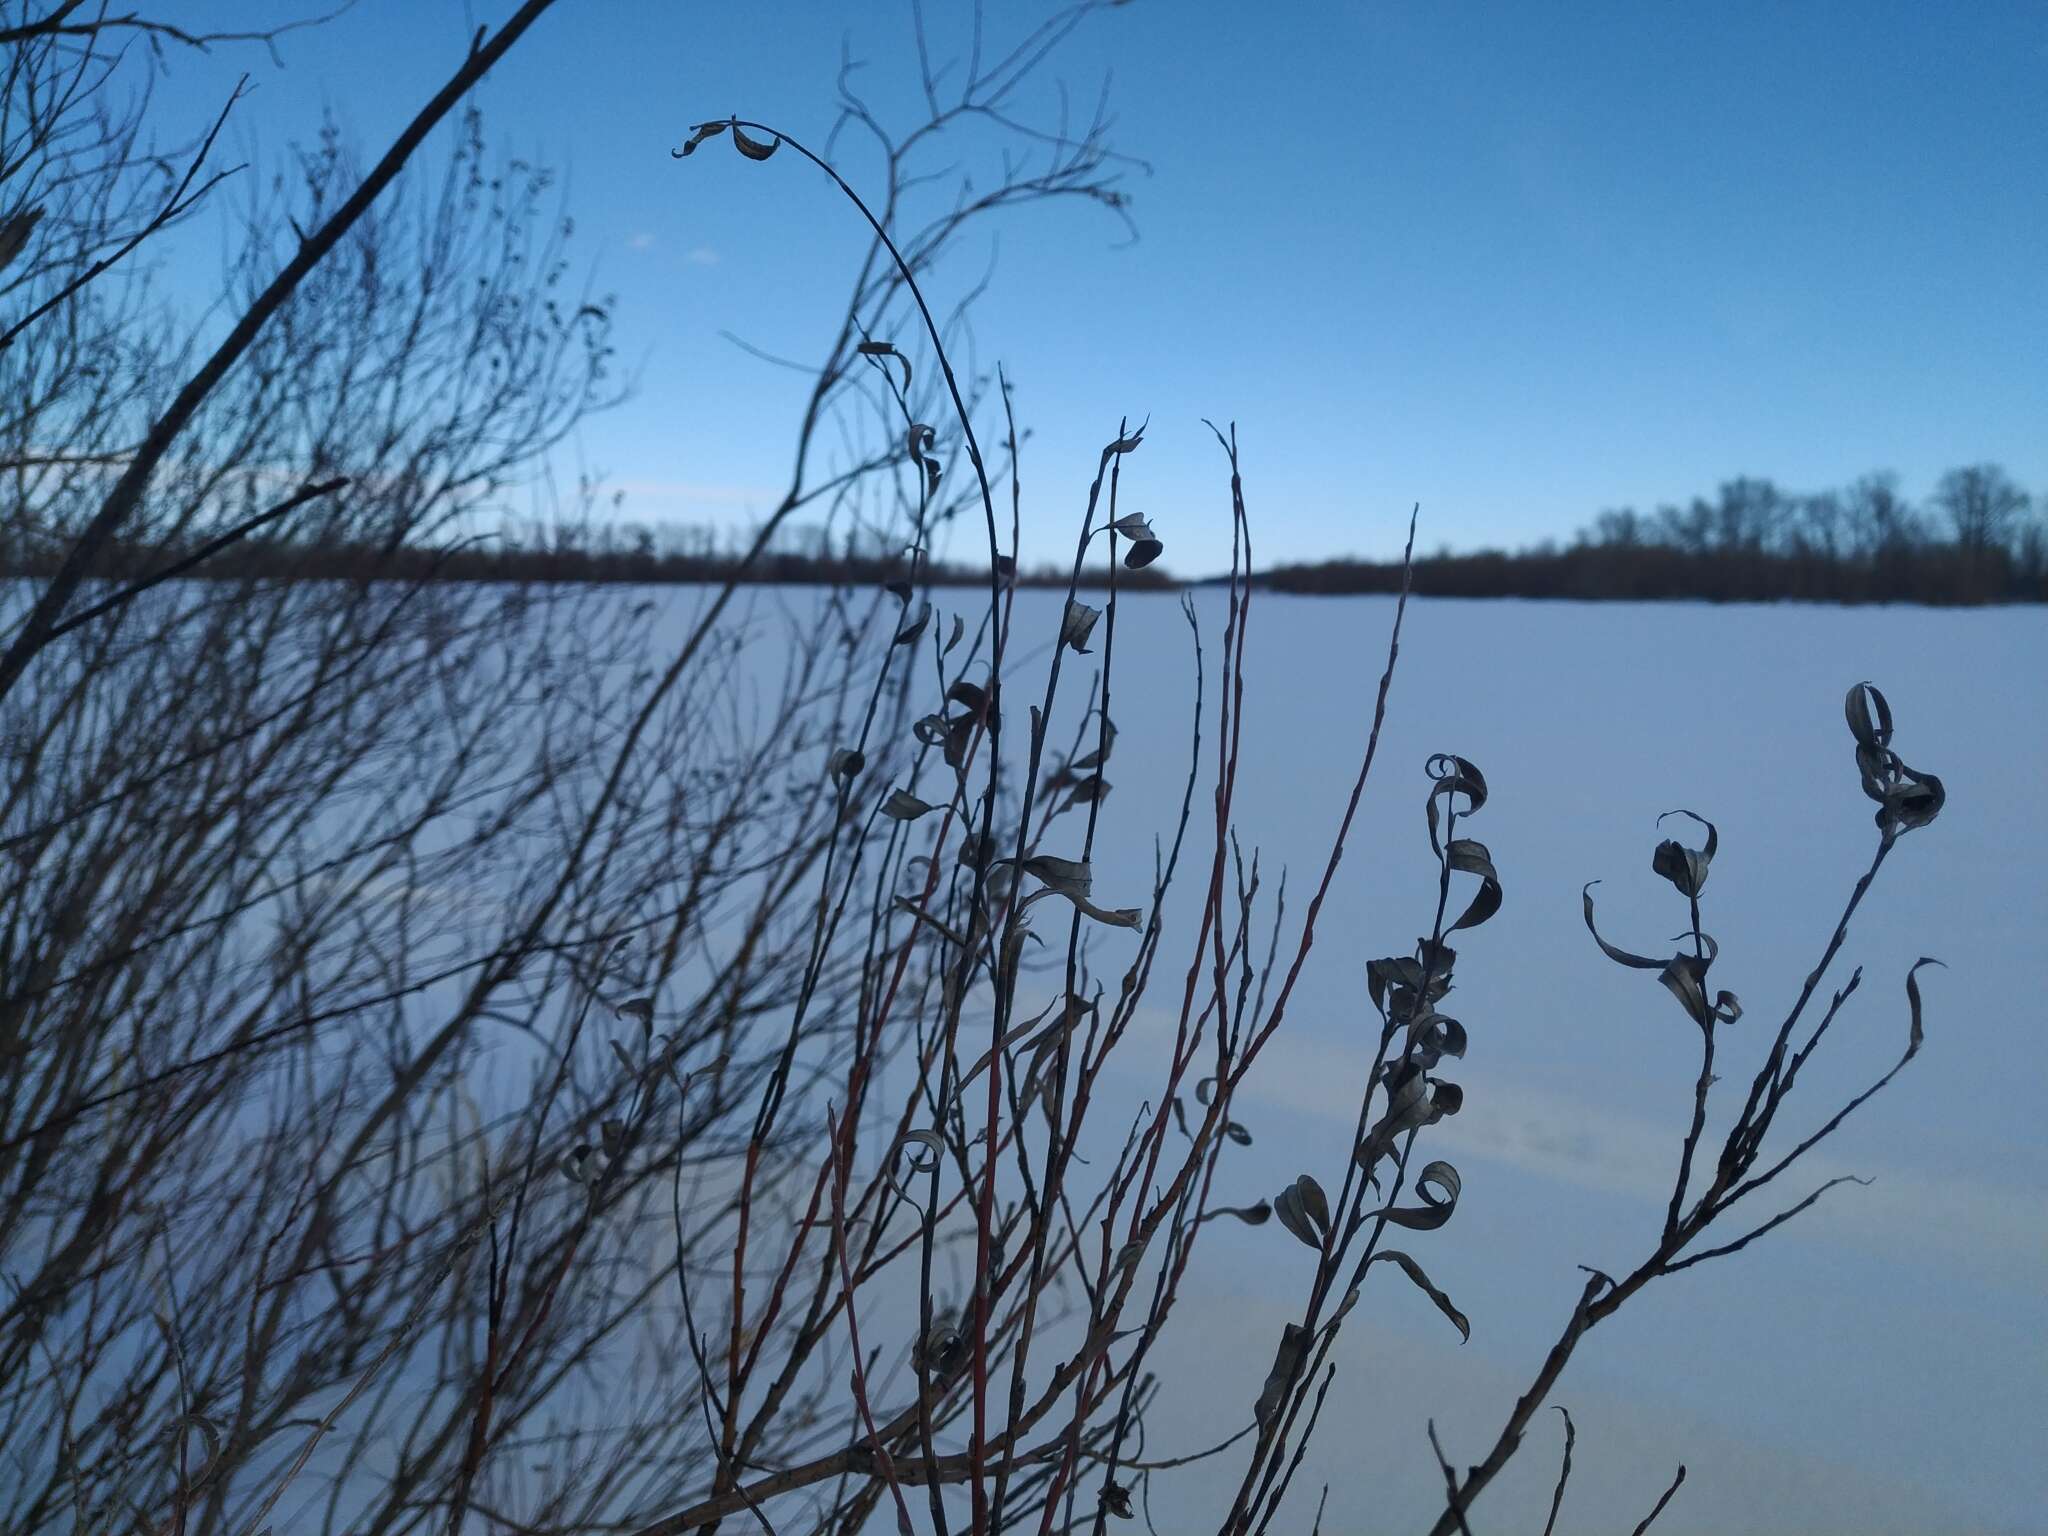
[839,584,2046,1536]
[11,578,2043,1534]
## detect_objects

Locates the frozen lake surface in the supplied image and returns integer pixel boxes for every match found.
[792,583,2044,1536]
[9,577,2040,1534]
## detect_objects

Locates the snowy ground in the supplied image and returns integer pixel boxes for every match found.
[12,577,2040,1533]
[968,586,2044,1536]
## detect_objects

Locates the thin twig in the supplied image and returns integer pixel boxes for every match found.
[37,479,348,644]
[1540,1406,1574,1536]
[1427,1420,1474,1536]
[1628,1464,1687,1536]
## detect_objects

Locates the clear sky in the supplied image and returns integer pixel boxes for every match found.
[146,2,2045,572]
[52,9,2045,1529]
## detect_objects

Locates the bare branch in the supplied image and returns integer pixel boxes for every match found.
[1541,1405,1574,1536]
[1629,1464,1688,1536]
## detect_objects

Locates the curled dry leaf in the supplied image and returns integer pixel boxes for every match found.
[1650,809,1717,897]
[1904,955,1944,1054]
[1444,837,1503,931]
[1846,681,1945,833]
[1424,753,1489,855]
[1255,1323,1308,1426]
[1661,954,1742,1029]
[1070,719,1118,774]
[0,207,42,275]
[1057,773,1110,814]
[1024,853,1091,897]
[1296,1174,1331,1232]
[1273,1177,1325,1251]
[1407,1010,1468,1068]
[1582,882,1741,1030]
[1371,1249,1470,1342]
[1104,508,1164,568]
[899,1129,944,1170]
[1061,598,1101,654]
[856,338,912,390]
[944,716,976,772]
[1394,1159,1462,1229]
[1124,537,1164,570]
[886,1129,945,1206]
[1845,678,1892,749]
[1368,952,1453,1021]
[1020,853,1141,927]
[1328,1285,1362,1329]
[894,600,932,647]
[1580,882,1664,973]
[674,120,729,156]
[1002,994,1092,1102]
[914,1311,966,1378]
[730,123,780,160]
[827,747,865,785]
[616,997,654,1024]
[1197,1199,1272,1227]
[1367,1158,1461,1230]
[1000,921,1042,984]
[881,788,935,821]
[1372,1061,1434,1145]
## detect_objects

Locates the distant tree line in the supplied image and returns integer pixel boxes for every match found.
[1262,463,2044,604]
[6,464,2035,604]
[0,510,1175,591]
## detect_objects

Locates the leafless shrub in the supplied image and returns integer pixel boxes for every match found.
[619,80,1948,1536]
[1,4,1140,1534]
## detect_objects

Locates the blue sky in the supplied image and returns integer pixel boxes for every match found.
[146,1,2045,573]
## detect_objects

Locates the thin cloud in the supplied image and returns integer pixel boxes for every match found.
[1241,1033,2045,1283]
[627,231,656,251]
[685,245,719,266]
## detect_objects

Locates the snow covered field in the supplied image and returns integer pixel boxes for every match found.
[9,576,2039,1533]
[935,585,2043,1535]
